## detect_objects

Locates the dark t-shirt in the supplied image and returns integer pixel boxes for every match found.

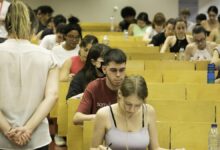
[77,77,117,114]
[216,70,220,79]
[150,32,166,46]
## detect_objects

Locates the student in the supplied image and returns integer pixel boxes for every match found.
[150,18,175,47]
[143,12,166,41]
[0,0,58,149]
[66,44,109,99]
[60,35,98,81]
[52,21,82,66]
[179,8,195,33]
[160,18,192,53]
[91,75,184,150]
[118,6,136,31]
[201,6,219,36]
[128,12,151,37]
[184,25,218,61]
[73,49,127,125]
[208,14,220,43]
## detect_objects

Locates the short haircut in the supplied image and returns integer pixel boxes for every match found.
[53,14,66,27]
[196,13,207,22]
[180,8,191,16]
[192,25,207,36]
[103,48,127,66]
[56,23,66,34]
[152,12,166,27]
[165,18,176,26]
[64,23,82,39]
[121,6,136,18]
[37,5,54,15]
[137,12,151,25]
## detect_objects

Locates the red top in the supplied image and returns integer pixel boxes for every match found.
[70,56,84,74]
[77,78,117,114]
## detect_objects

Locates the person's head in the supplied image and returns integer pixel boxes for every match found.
[102,48,127,90]
[118,75,148,114]
[192,25,207,50]
[152,12,166,33]
[68,16,80,25]
[164,18,175,36]
[5,0,38,40]
[121,6,136,23]
[136,12,151,28]
[180,8,191,21]
[79,34,99,62]
[174,18,187,38]
[63,23,82,49]
[53,14,67,29]
[82,44,110,83]
[207,6,218,23]
[36,5,54,25]
[55,23,66,44]
[196,13,207,25]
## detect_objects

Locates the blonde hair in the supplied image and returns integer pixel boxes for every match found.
[5,0,35,39]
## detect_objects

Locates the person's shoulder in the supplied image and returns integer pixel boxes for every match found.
[145,104,156,114]
[87,78,105,89]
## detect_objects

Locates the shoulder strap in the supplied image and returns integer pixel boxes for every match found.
[109,105,117,128]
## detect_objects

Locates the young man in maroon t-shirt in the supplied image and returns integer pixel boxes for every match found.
[73,48,127,125]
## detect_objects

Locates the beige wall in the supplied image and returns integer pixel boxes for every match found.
[23,0,178,23]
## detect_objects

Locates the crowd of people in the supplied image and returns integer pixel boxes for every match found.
[0,0,220,149]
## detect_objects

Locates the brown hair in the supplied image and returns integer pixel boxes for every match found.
[152,12,166,28]
[120,75,148,101]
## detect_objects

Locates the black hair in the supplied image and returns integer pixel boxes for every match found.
[64,23,82,39]
[137,12,151,25]
[80,34,98,48]
[192,25,207,36]
[81,44,110,87]
[103,48,127,66]
[68,16,80,25]
[53,14,66,27]
[207,6,218,14]
[37,5,54,15]
[196,13,207,23]
[121,6,136,18]
[56,23,66,34]
[165,18,176,26]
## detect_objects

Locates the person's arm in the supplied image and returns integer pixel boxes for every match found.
[91,108,108,148]
[128,24,134,35]
[184,44,193,61]
[73,86,95,125]
[0,112,12,135]
[24,67,59,134]
[210,47,220,66]
[73,112,95,125]
[60,58,73,82]
[208,29,218,42]
[160,36,172,53]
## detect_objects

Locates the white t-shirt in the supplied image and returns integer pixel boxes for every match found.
[40,34,58,50]
[0,0,10,38]
[52,43,80,66]
[0,39,57,149]
[143,26,161,41]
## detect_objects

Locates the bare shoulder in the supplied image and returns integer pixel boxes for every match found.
[145,104,156,114]
[96,106,109,118]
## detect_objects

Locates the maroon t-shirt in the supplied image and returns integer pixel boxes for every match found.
[77,77,117,114]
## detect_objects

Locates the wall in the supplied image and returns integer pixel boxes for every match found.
[22,0,178,23]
